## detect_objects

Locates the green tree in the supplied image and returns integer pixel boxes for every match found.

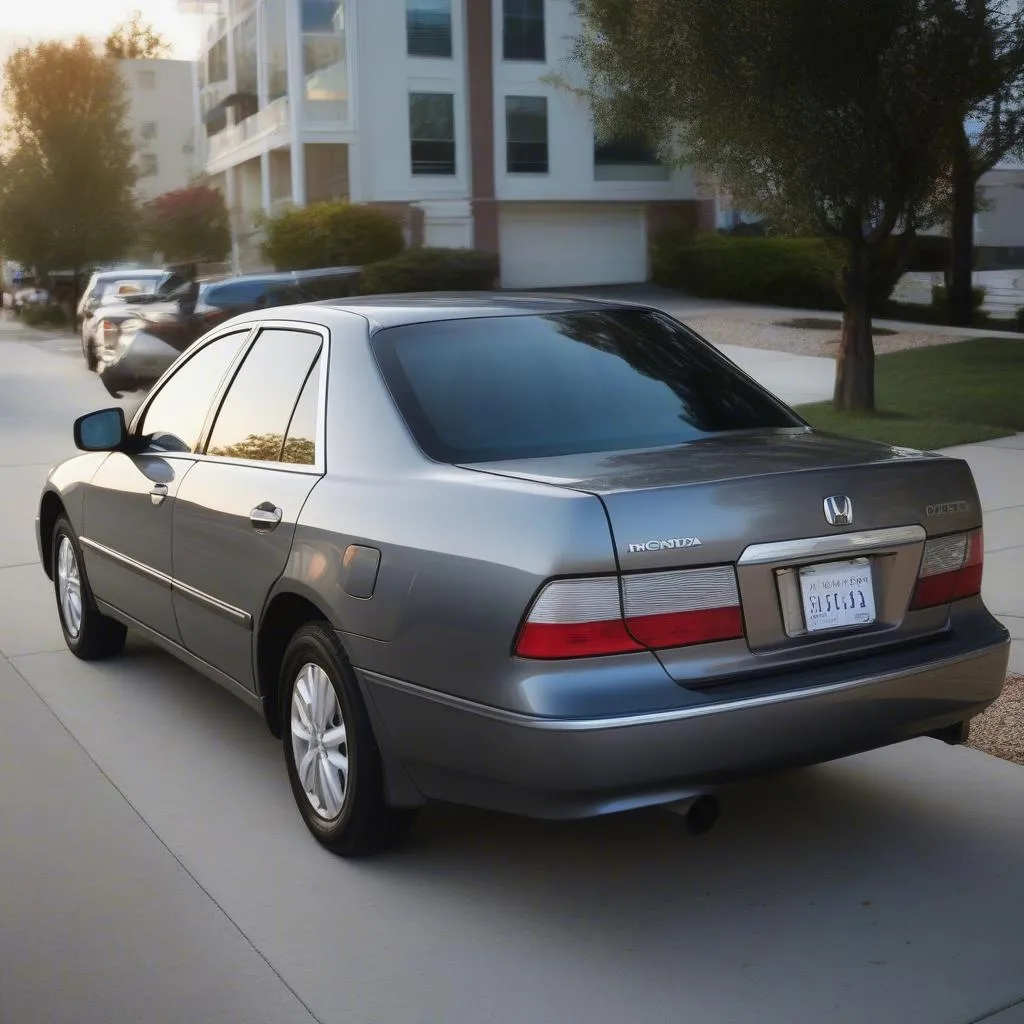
[568,0,985,411]
[0,38,138,298]
[105,11,170,60]
[946,1,1024,326]
[144,183,232,264]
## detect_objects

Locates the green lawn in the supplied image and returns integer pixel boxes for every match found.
[796,337,1024,451]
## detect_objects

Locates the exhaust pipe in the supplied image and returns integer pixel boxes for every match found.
[666,794,722,836]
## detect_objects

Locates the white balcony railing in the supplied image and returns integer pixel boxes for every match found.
[207,97,290,163]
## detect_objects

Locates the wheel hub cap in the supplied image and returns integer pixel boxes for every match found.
[290,663,349,820]
[56,536,83,639]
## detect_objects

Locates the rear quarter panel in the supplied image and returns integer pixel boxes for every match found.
[279,309,679,716]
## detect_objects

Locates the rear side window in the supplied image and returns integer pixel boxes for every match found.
[205,328,323,464]
[371,310,799,463]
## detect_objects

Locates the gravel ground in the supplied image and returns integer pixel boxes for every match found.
[684,313,979,357]
[968,674,1024,766]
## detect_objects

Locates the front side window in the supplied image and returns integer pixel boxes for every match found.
[503,0,544,61]
[409,93,455,175]
[506,96,548,173]
[138,331,250,453]
[407,0,452,57]
[205,329,323,464]
[140,121,157,140]
[371,311,799,464]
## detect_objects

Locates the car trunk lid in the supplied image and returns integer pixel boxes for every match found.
[469,430,983,685]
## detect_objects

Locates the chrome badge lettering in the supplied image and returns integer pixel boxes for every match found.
[926,500,970,517]
[627,538,703,554]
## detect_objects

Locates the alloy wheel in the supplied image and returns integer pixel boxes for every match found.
[57,535,83,639]
[290,663,350,820]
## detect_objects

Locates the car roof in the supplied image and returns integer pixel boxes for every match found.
[314,292,635,330]
[91,268,166,280]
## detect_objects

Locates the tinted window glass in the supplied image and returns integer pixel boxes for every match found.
[206,329,322,463]
[372,311,799,463]
[282,356,321,465]
[206,280,272,306]
[139,331,250,452]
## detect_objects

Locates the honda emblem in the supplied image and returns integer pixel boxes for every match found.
[823,495,853,527]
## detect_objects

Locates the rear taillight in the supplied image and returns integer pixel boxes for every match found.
[101,320,119,349]
[515,567,743,660]
[910,529,984,610]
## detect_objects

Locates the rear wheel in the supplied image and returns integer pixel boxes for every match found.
[281,622,415,857]
[82,327,98,371]
[52,517,127,660]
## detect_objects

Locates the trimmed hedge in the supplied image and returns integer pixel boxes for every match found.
[652,231,942,311]
[360,247,499,294]
[262,201,405,271]
[651,232,843,310]
[20,303,68,327]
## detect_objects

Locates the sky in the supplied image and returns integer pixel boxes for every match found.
[0,0,203,59]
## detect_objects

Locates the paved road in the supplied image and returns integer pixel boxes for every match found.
[2,319,1024,1024]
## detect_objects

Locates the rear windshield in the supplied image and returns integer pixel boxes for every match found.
[371,309,800,463]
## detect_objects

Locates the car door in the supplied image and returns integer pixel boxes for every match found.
[171,325,326,690]
[81,328,253,641]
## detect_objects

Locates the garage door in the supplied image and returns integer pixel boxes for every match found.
[499,204,648,289]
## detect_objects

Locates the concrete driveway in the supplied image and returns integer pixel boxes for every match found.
[2,319,1023,1024]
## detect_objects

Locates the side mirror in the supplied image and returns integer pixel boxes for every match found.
[73,407,128,452]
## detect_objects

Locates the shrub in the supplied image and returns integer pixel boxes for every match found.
[359,247,499,295]
[931,284,986,310]
[20,303,68,327]
[261,201,405,271]
[651,232,844,310]
[902,234,950,274]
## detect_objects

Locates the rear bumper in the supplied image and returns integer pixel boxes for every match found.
[358,633,1011,819]
[99,329,179,396]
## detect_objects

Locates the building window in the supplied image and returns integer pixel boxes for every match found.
[234,13,258,109]
[503,0,544,62]
[506,96,548,173]
[137,69,156,90]
[594,134,670,181]
[302,0,348,120]
[264,0,288,102]
[409,93,455,175]
[407,0,452,58]
[140,121,157,141]
[206,36,228,84]
[138,154,159,177]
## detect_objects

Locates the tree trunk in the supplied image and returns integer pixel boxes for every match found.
[833,248,875,412]
[948,129,976,328]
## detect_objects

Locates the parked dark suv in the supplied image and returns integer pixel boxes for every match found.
[95,268,360,396]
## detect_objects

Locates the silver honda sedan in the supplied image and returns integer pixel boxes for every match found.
[37,296,1010,856]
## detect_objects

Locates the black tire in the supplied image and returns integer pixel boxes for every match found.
[83,328,98,371]
[52,517,127,660]
[280,622,415,857]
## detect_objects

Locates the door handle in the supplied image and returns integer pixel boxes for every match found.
[249,502,283,531]
[150,483,169,506]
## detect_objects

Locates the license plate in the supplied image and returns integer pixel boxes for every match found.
[798,558,876,633]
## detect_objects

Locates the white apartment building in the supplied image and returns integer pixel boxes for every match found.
[119,58,201,203]
[187,0,712,287]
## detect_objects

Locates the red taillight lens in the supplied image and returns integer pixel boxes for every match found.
[910,529,984,610]
[515,567,744,660]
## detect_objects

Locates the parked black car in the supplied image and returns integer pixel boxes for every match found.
[95,267,360,397]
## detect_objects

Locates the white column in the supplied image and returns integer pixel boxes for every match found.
[286,0,307,205]
[225,165,242,274]
[260,150,272,212]
[256,0,268,111]
[343,0,362,201]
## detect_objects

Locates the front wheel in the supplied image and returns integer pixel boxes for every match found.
[52,517,127,660]
[281,622,415,857]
